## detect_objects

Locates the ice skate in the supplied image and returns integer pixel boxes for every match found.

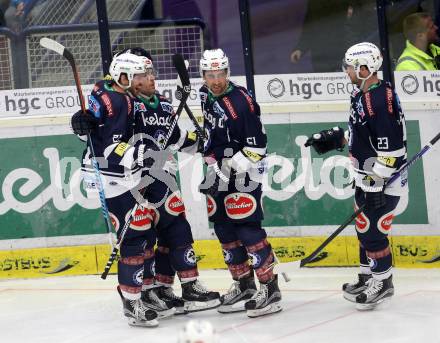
[218,275,257,313]
[245,274,282,318]
[181,279,221,312]
[342,273,372,302]
[355,275,394,310]
[156,285,187,315]
[117,286,159,327]
[141,287,176,319]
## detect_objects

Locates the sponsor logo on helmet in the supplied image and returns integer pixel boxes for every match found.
[351,50,373,56]
[267,78,285,98]
[109,212,120,231]
[378,212,394,234]
[355,209,370,233]
[126,206,153,231]
[248,252,261,268]
[184,247,197,266]
[133,267,144,286]
[165,191,185,216]
[222,249,233,263]
[206,195,217,217]
[401,74,419,95]
[224,193,257,220]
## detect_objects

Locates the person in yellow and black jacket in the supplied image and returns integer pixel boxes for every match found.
[396,12,440,71]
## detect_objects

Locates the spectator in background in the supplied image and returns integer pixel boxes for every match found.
[290,0,353,72]
[5,0,27,32]
[396,12,440,70]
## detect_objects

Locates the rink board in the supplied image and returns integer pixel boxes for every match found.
[0,235,439,279]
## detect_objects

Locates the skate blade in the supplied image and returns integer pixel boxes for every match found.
[246,302,282,318]
[174,306,188,315]
[184,299,221,313]
[356,296,392,311]
[127,317,159,327]
[343,292,358,303]
[155,307,176,319]
[217,300,247,313]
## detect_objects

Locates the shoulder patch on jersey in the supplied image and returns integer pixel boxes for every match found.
[200,91,208,103]
[364,92,375,117]
[160,102,174,114]
[238,89,255,113]
[101,93,114,117]
[222,96,238,120]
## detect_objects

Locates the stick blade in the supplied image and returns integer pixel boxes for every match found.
[274,260,301,275]
[172,53,190,88]
[40,37,65,56]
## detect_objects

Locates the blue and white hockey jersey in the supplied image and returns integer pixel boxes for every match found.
[347,81,408,196]
[199,82,267,178]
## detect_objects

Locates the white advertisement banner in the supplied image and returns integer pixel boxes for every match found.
[395,70,440,100]
[0,76,246,118]
[254,72,356,102]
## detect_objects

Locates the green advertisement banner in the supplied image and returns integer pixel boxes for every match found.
[0,121,427,240]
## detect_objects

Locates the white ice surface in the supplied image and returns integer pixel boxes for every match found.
[1,268,439,343]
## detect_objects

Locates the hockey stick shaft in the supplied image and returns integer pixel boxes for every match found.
[39,37,114,246]
[101,53,192,279]
[275,130,440,273]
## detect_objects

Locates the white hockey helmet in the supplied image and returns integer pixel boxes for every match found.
[177,320,219,343]
[200,48,230,78]
[109,52,154,89]
[343,42,383,80]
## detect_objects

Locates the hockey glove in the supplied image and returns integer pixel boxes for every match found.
[71,110,98,135]
[304,126,345,155]
[199,162,229,197]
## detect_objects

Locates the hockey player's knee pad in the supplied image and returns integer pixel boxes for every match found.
[221,240,249,265]
[154,246,175,286]
[118,255,144,291]
[169,245,199,277]
[214,223,239,243]
[245,238,274,283]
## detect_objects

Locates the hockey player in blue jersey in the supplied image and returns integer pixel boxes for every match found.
[71,51,163,327]
[128,48,221,314]
[197,49,282,318]
[305,42,408,310]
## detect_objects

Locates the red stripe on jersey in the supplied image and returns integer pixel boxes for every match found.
[364,93,375,117]
[125,95,132,116]
[223,96,238,120]
[239,89,255,113]
[101,93,113,117]
[386,88,393,114]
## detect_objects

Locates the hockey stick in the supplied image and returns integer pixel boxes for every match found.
[274,130,440,276]
[100,53,192,279]
[39,37,115,248]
